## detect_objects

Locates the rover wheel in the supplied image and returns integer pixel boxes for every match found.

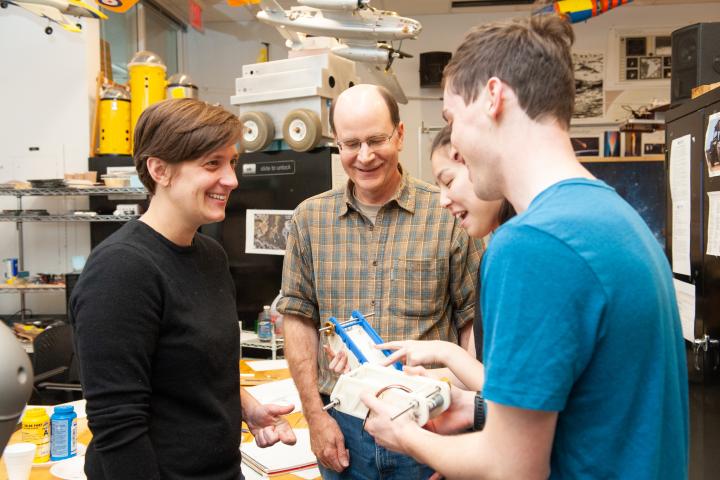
[239,111,274,152]
[283,109,322,152]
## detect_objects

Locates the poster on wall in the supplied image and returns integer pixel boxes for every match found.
[570,136,601,156]
[705,112,720,178]
[245,209,294,255]
[573,52,604,120]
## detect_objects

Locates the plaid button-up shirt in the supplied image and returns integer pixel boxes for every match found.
[278,170,483,393]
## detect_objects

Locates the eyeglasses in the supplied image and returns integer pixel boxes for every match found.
[337,126,397,154]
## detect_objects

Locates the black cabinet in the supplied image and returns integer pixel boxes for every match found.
[666,87,720,384]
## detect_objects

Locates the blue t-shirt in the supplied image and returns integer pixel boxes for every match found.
[481,179,688,479]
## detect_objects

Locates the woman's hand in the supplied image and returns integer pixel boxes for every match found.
[378,340,458,368]
[245,402,297,447]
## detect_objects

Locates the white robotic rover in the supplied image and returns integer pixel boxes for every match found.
[231,52,359,153]
[231,0,421,153]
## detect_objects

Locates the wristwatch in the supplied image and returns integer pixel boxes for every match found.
[473,391,486,431]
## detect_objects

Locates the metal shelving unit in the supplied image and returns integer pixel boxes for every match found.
[0,214,140,222]
[0,187,147,196]
[241,330,284,359]
[0,284,66,293]
[0,186,148,319]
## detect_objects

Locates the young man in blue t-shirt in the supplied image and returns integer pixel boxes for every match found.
[360,14,689,479]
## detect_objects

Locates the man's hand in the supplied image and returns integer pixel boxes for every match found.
[244,403,297,448]
[323,344,351,374]
[307,411,350,472]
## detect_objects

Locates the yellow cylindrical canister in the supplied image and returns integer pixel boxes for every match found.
[22,407,50,463]
[166,73,199,100]
[98,86,131,155]
[128,50,167,147]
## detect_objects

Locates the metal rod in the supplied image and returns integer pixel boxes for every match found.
[322,399,340,411]
[17,194,25,321]
[390,400,418,421]
[318,312,375,333]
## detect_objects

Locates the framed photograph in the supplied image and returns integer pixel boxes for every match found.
[626,37,647,56]
[573,52,604,120]
[705,112,720,178]
[655,36,672,56]
[639,56,663,80]
[245,209,294,255]
[607,27,673,90]
[571,136,601,157]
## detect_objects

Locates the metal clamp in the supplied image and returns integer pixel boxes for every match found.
[693,334,720,371]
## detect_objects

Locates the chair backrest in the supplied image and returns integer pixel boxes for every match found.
[32,323,74,383]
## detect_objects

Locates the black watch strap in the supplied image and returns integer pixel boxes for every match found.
[473,391,486,431]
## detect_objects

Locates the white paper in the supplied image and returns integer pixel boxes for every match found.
[241,428,316,474]
[669,134,692,276]
[293,467,321,479]
[246,359,288,371]
[240,465,266,480]
[673,279,696,342]
[244,378,301,413]
[707,192,720,256]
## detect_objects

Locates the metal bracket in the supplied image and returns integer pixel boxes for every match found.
[693,334,720,371]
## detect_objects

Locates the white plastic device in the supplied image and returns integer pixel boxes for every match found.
[327,363,451,426]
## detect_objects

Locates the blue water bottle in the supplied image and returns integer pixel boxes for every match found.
[50,405,77,461]
[257,305,272,342]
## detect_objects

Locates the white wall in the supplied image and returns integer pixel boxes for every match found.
[193,3,720,183]
[0,10,100,315]
[185,21,286,109]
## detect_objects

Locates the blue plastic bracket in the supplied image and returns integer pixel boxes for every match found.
[327,310,402,371]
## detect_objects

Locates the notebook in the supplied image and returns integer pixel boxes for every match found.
[241,428,317,476]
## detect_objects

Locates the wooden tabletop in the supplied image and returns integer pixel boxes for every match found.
[1,361,316,479]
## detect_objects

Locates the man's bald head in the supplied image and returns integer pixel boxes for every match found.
[329,84,400,134]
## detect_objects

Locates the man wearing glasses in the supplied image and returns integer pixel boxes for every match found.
[278,84,482,480]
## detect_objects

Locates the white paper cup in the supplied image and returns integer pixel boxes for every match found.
[3,442,36,480]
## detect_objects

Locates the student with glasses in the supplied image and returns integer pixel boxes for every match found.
[277,84,483,480]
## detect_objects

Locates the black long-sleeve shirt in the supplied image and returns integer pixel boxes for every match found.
[70,220,241,480]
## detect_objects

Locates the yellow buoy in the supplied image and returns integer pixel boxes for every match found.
[98,85,131,155]
[166,73,199,100]
[128,50,166,147]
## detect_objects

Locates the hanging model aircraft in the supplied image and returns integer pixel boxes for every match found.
[534,0,633,24]
[255,0,422,71]
[1,0,107,34]
[95,0,138,14]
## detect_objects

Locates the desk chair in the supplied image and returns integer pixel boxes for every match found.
[31,323,82,404]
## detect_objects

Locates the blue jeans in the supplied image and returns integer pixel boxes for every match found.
[318,398,434,480]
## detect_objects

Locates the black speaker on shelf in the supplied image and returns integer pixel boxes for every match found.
[671,22,720,104]
[420,51,452,88]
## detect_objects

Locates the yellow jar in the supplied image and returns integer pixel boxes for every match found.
[22,407,50,463]
[98,85,131,155]
[128,50,167,148]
